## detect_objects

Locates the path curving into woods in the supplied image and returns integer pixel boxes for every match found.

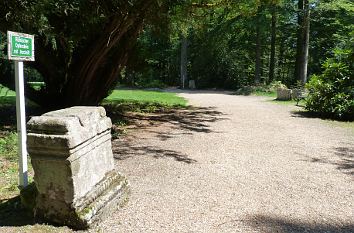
[100,91,354,233]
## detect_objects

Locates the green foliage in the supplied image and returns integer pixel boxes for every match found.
[28,82,45,90]
[309,0,354,75]
[234,81,285,96]
[137,79,166,89]
[123,0,353,92]
[305,47,354,120]
[123,26,178,88]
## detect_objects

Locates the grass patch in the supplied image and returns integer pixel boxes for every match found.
[0,132,17,161]
[234,84,279,97]
[0,96,16,107]
[103,90,188,140]
[0,85,16,107]
[103,90,187,113]
[105,90,187,106]
[0,85,16,97]
[270,99,306,106]
[0,132,20,199]
[27,82,45,91]
[253,90,276,97]
[0,132,33,200]
[0,86,34,200]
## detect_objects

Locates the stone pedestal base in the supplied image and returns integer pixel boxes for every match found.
[35,170,129,230]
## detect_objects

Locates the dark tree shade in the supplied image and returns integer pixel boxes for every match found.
[0,0,177,109]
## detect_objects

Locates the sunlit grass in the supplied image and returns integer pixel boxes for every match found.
[0,85,16,97]
[253,90,277,97]
[105,90,187,106]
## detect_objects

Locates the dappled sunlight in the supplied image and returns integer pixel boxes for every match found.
[111,106,228,164]
[107,106,229,137]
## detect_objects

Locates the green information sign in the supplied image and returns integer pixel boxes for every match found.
[7,31,35,61]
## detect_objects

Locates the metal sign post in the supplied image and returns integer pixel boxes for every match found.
[14,60,28,187]
[7,31,35,189]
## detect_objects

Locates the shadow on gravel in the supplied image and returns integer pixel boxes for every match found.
[113,140,197,164]
[108,106,228,136]
[309,147,354,177]
[303,147,354,177]
[109,107,228,164]
[110,106,226,164]
[147,107,227,134]
[334,147,354,175]
[290,110,323,119]
[291,110,354,122]
[245,215,354,233]
[0,196,35,227]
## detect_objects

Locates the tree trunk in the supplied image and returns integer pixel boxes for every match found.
[64,14,145,106]
[277,35,285,81]
[294,0,310,84]
[254,5,265,85]
[180,35,188,89]
[268,4,277,84]
[255,20,262,84]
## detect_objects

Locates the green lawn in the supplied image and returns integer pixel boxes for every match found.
[28,82,45,90]
[0,85,15,97]
[1,87,187,108]
[105,90,187,106]
[0,132,22,199]
[0,85,39,107]
[253,90,277,98]
[0,85,16,107]
[270,98,306,106]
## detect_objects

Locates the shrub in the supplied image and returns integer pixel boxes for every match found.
[269,81,287,90]
[305,48,354,120]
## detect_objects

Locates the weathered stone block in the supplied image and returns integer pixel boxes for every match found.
[276,88,292,100]
[27,106,129,229]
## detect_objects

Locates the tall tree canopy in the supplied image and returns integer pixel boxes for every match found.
[124,0,353,89]
[0,0,182,109]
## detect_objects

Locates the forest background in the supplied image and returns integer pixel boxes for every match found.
[0,0,353,119]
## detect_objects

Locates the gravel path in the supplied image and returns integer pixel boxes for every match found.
[97,92,354,233]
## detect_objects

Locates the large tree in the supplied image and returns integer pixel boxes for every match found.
[294,0,310,84]
[0,0,178,109]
